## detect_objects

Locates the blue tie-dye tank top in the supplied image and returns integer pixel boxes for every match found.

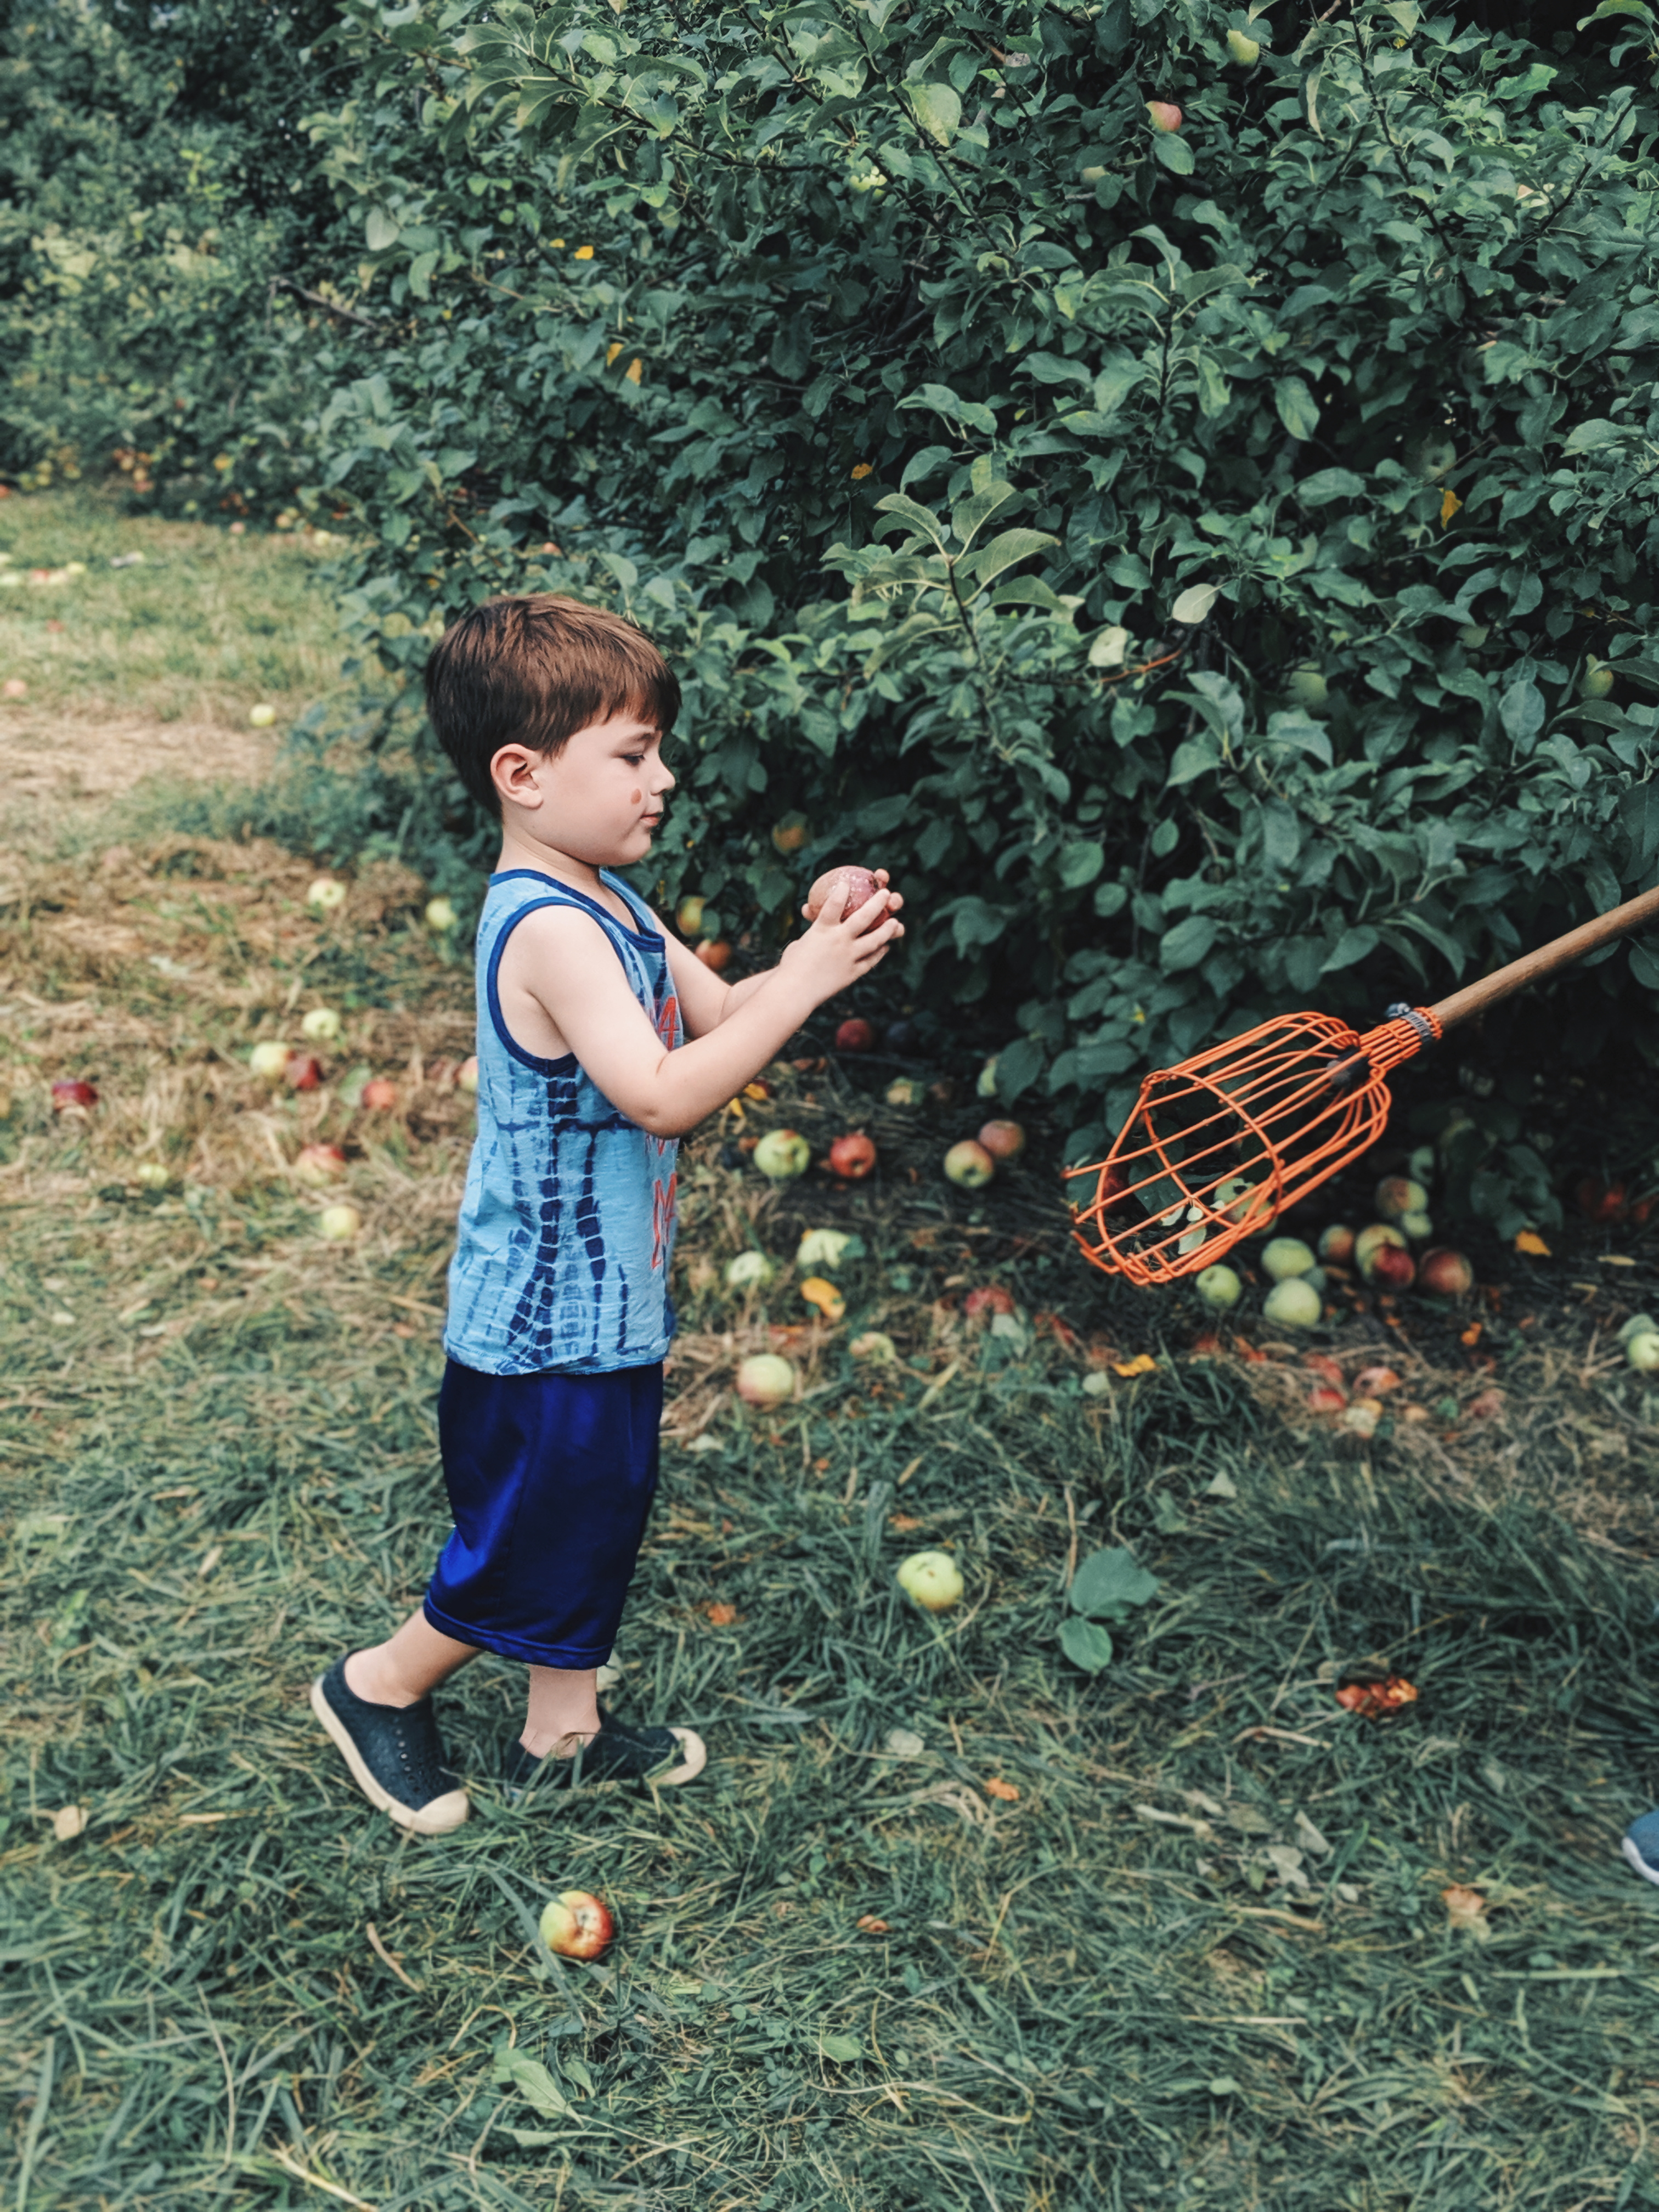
[444,868,681,1376]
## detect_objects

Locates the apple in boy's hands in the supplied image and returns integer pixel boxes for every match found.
[539,1889,614,1960]
[805,865,882,922]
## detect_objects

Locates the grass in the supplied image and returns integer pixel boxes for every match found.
[0,486,348,737]
[6,518,1659,2210]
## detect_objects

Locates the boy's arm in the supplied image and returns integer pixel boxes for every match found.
[505,883,902,1139]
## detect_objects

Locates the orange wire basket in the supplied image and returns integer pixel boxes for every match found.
[1064,1005,1442,1287]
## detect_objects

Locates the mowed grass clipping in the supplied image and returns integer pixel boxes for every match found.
[6,838,1659,2211]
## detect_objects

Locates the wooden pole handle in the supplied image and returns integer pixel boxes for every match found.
[1429,882,1659,1035]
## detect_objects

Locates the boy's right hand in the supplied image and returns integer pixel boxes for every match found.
[776,871,904,1011]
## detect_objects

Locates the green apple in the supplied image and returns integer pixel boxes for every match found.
[1226,27,1260,62]
[753,1128,811,1180]
[975,1057,1000,1099]
[1288,665,1328,713]
[425,896,457,933]
[1398,1209,1434,1240]
[1195,1263,1243,1310]
[944,1140,995,1188]
[1261,1237,1316,1282]
[725,1250,775,1292]
[1263,1277,1322,1329]
[458,1056,478,1094]
[1580,659,1615,699]
[319,1203,362,1241]
[736,1352,795,1406]
[134,1162,170,1189]
[1627,1331,1659,1373]
[676,894,706,936]
[250,1041,293,1082]
[1374,1176,1428,1222]
[896,1549,964,1612]
[249,703,277,727]
[306,876,347,913]
[301,1006,342,1043]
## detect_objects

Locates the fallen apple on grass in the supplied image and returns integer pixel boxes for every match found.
[301,1006,342,1043]
[896,1549,964,1613]
[1195,1263,1242,1311]
[134,1161,170,1189]
[835,1018,875,1053]
[1368,1243,1417,1292]
[1318,1224,1356,1265]
[736,1352,797,1408]
[944,1139,995,1189]
[1418,1247,1474,1299]
[296,1143,348,1186]
[963,1284,1016,1322]
[1627,1331,1659,1373]
[828,1131,877,1180]
[1355,1222,1408,1278]
[1263,1277,1322,1330]
[805,865,880,921]
[539,1889,614,1961]
[249,1042,294,1084]
[977,1119,1025,1161]
[1375,1176,1428,1223]
[306,876,347,913]
[360,1078,399,1111]
[318,1204,362,1242]
[885,1077,923,1108]
[249,703,277,727]
[753,1128,811,1181]
[286,1054,323,1092]
[1261,1237,1316,1283]
[725,1250,775,1292]
[50,1079,98,1111]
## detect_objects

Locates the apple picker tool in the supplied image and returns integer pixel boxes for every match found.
[1065,884,1659,1289]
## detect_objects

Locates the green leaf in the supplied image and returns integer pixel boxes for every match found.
[1631,941,1659,991]
[1275,377,1320,442]
[492,2045,572,2120]
[873,492,949,549]
[1499,679,1545,751]
[1070,1547,1160,1621]
[1160,916,1218,970]
[951,483,1018,547]
[1322,926,1379,973]
[909,83,962,146]
[1059,841,1105,889]
[365,207,401,251]
[1171,582,1218,624]
[1564,418,1623,453]
[1295,467,1367,507]
[1152,132,1195,176]
[1059,1616,1116,1673]
[821,2035,864,2064]
[962,527,1060,589]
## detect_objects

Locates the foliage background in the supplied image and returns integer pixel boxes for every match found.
[5,0,1659,1227]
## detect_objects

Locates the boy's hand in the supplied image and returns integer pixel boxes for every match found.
[777,872,904,1008]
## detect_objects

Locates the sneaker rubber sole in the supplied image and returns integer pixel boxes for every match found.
[309,1674,470,1836]
[1622,1833,1659,1888]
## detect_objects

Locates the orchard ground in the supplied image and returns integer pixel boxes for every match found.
[5,495,1659,2212]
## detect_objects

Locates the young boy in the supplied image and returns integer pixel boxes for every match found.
[311,594,902,1833]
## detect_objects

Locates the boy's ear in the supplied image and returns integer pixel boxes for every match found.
[490,744,546,811]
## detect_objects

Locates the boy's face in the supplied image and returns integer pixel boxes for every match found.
[491,712,675,865]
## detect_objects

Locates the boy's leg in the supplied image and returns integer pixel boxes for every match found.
[311,1610,477,1837]
[346,1611,479,1707]
[522,1664,601,1757]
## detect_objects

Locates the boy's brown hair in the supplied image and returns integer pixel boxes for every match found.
[424,594,681,815]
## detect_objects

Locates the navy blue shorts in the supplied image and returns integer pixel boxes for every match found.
[423,1358,664,1668]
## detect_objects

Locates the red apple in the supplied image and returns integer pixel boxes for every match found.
[296,1142,347,1185]
[1418,1246,1474,1299]
[736,1352,797,1407]
[828,1131,877,1179]
[806,865,880,921]
[539,1889,614,1960]
[835,1018,875,1053]
[361,1077,399,1110]
[1318,1224,1356,1265]
[978,1119,1025,1161]
[963,1284,1016,1322]
[1147,100,1183,132]
[50,1079,98,1110]
[1368,1242,1416,1291]
[696,939,732,972]
[286,1054,323,1092]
